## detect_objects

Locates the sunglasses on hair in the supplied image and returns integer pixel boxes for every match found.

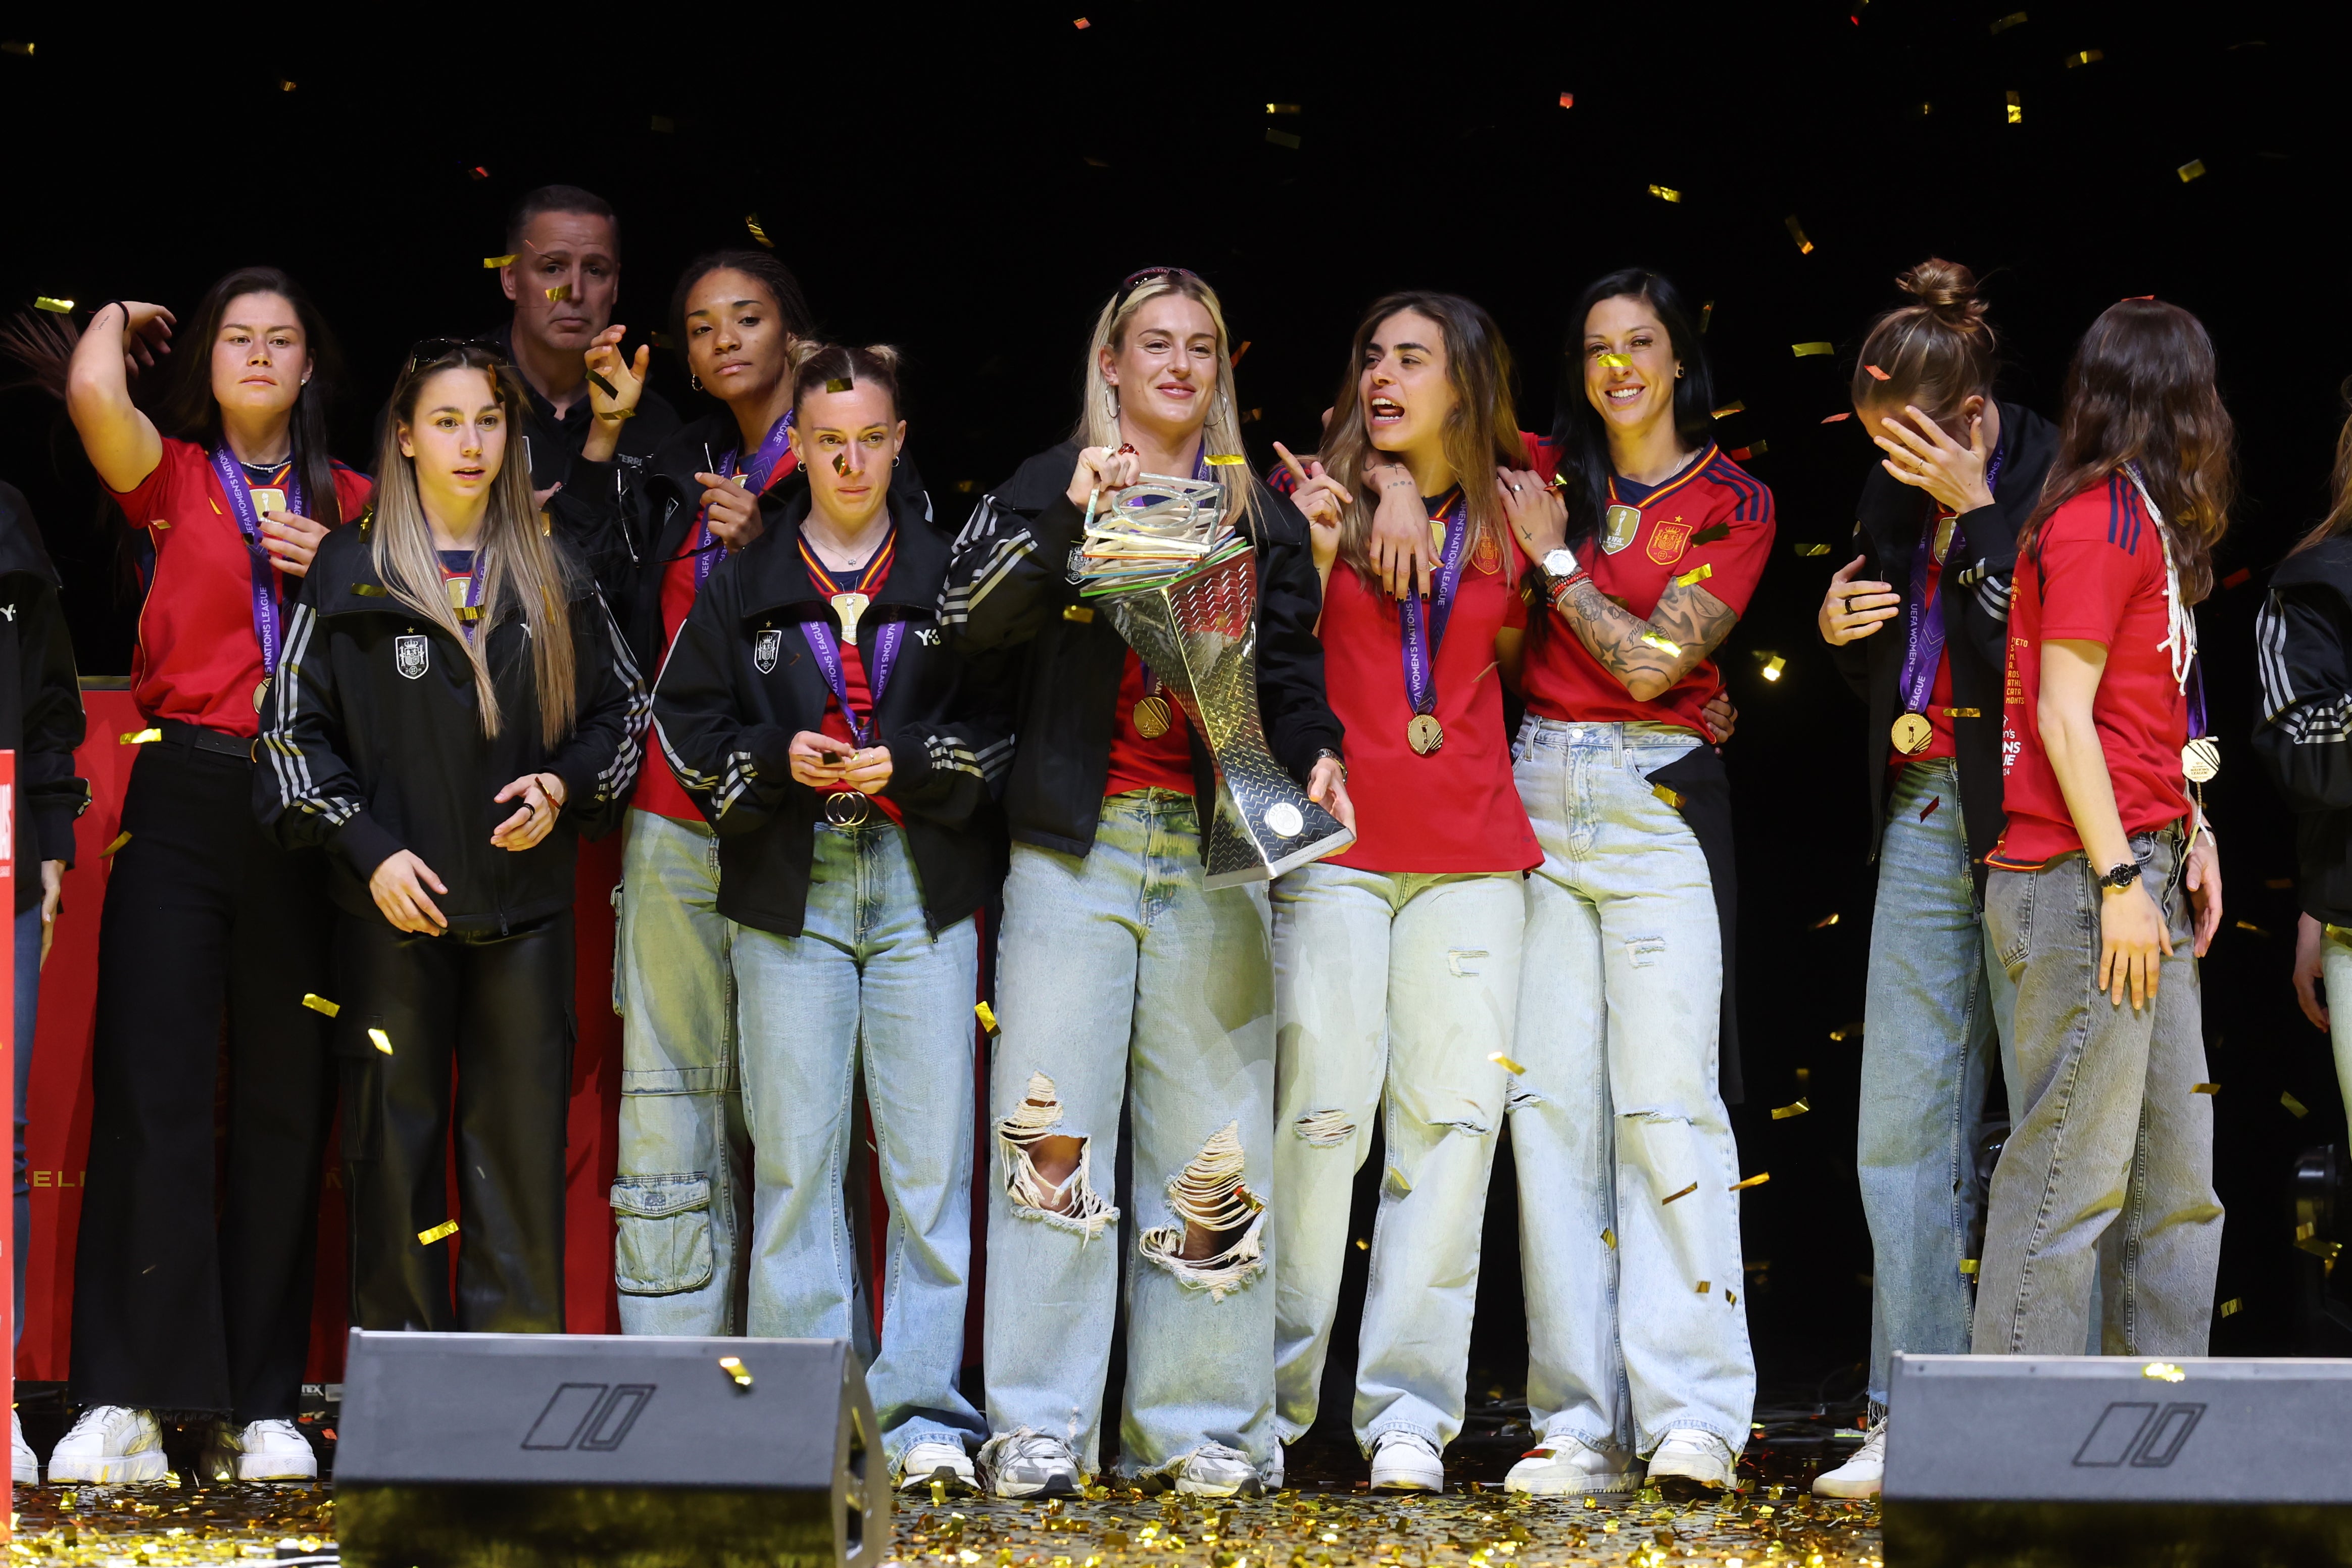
[1112,266,1203,314]
[405,336,509,372]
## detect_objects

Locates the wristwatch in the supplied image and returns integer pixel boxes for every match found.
[1538,547,1581,599]
[2098,860,2144,892]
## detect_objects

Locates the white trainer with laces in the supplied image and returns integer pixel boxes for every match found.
[898,1439,977,1493]
[1647,1428,1737,1497]
[46,1405,168,1485]
[978,1428,1082,1498]
[12,1408,36,1485]
[1814,1420,1886,1499]
[200,1417,318,1483]
[1367,1431,1445,1493]
[1503,1432,1641,1495]
[1171,1441,1261,1497]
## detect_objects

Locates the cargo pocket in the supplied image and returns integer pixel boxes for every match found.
[611,1174,715,1294]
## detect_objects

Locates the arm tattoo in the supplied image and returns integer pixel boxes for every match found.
[1553,577,1738,698]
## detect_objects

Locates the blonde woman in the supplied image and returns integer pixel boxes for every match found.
[941,268,1348,1497]
[257,341,649,1332]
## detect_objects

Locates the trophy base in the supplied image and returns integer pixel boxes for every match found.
[1201,784,1354,891]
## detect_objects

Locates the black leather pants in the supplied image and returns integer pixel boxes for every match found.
[335,909,574,1333]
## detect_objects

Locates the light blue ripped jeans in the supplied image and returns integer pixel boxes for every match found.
[983,790,1277,1481]
[1507,718,1753,1462]
[1271,862,1524,1456]
[733,819,986,1471]
[612,809,750,1336]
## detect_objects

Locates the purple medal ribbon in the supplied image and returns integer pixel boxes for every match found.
[208,444,308,679]
[800,599,905,748]
[1398,491,1471,718]
[699,411,796,589]
[1894,442,2006,721]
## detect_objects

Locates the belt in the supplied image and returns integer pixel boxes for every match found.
[154,717,258,761]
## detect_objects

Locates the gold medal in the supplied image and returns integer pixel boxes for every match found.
[1602,503,1642,555]
[1133,695,1173,739]
[1407,714,1445,755]
[830,591,870,645]
[1891,712,1934,755]
[2183,738,2220,783]
[251,487,286,518]
[825,791,872,827]
[253,677,270,712]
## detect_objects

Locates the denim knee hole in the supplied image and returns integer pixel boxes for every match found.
[997,1071,1118,1238]
[1138,1121,1266,1301]
[1293,1109,1355,1146]
[1628,936,1668,968]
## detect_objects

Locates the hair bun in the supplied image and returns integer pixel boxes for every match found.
[1898,258,1985,327]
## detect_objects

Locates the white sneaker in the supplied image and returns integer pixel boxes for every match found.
[1503,1432,1641,1495]
[1170,1440,1261,1498]
[11,1409,36,1485]
[978,1428,1081,1498]
[898,1439,977,1493]
[1814,1420,1886,1499]
[1367,1431,1444,1492]
[1647,1428,1737,1497]
[46,1405,168,1485]
[200,1417,318,1483]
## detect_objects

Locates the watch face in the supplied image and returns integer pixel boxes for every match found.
[1543,549,1577,576]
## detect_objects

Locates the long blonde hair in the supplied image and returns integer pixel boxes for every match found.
[372,347,578,746]
[1072,269,1260,535]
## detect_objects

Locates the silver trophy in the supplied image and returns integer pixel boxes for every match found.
[1078,475,1354,888]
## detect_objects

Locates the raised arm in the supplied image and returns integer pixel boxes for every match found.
[66,302,176,495]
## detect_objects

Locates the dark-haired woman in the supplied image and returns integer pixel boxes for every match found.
[1809,260,2060,1499]
[18,274,367,1484]
[1477,269,1770,1498]
[2266,393,2352,1133]
[942,269,1346,1497]
[1974,299,2228,1360]
[656,344,1005,1493]
[1273,293,1538,1494]
[558,249,831,1337]
[258,343,647,1334]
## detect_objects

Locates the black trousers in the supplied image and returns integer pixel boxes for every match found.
[337,909,574,1333]
[71,738,335,1419]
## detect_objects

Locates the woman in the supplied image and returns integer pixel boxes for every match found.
[257,342,648,1335]
[1974,299,2228,1360]
[1272,292,1538,1493]
[1809,260,2060,1500]
[9,273,366,1485]
[555,248,823,1336]
[2270,389,2352,1126]
[653,344,1006,1493]
[940,268,1347,1497]
[1481,268,1773,1498]
[0,480,87,1486]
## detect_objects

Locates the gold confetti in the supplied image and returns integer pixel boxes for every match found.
[1711,401,1745,418]
[2284,1091,2310,1117]
[1205,453,1247,465]
[417,1219,458,1245]
[2,40,33,56]
[100,831,131,858]
[2218,1297,2243,1318]
[1793,341,1834,357]
[2006,90,2023,124]
[1959,1258,1979,1275]
[1266,128,1301,150]
[1266,103,1300,114]
[1812,912,1840,929]
[825,377,853,394]
[1601,1228,1616,1250]
[1991,10,2027,32]
[1784,215,1815,255]
[545,284,571,303]
[369,1027,395,1056]
[1661,1181,1699,1205]
[1829,1020,1864,1041]
[34,296,73,313]
[1490,1051,1528,1075]
[975,1000,1000,1035]
[2178,159,2207,183]
[745,213,774,248]
[1647,184,1681,203]
[278,78,297,91]
[1674,562,1714,587]
[1761,654,1786,680]
[1772,1098,1810,1120]
[1557,91,1575,109]
[1701,299,1715,332]
[1061,604,1095,623]
[1864,363,1891,381]
[1652,783,1686,810]
[2067,47,2103,67]
[1355,1237,1368,1251]
[1729,1172,1771,1192]
[1072,15,1090,25]
[302,994,341,1018]
[2299,1221,2318,1242]
[1797,1067,1810,1087]
[1639,631,1682,656]
[2142,1361,2185,1384]
[586,368,618,400]
[718,1354,753,1388]
[1725,1290,1736,1305]
[1795,541,1833,555]
[1595,352,1633,370]
[121,727,162,745]
[482,254,516,269]
[2193,1083,2219,1095]
[1696,1281,1710,1293]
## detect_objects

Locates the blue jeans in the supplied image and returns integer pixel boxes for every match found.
[612,810,750,1336]
[1856,759,2018,1413]
[13,903,39,1350]
[983,790,1276,1479]
[1271,862,1523,1454]
[1508,719,1752,1460]
[732,820,985,1468]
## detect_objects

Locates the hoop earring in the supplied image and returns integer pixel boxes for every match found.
[1102,385,1119,423]
[691,373,703,392]
[893,454,901,468]
[1675,367,1685,379]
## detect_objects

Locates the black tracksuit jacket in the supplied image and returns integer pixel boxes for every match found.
[651,483,1013,938]
[0,482,90,912]
[937,439,1341,859]
[1830,400,2059,893]
[2256,536,2352,924]
[254,522,650,935]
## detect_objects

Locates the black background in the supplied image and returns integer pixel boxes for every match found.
[6,0,2351,1420]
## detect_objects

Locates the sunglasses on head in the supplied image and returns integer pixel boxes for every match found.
[1112,266,1203,315]
[405,336,508,372]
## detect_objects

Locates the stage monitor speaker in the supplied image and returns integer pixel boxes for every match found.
[1883,1353,2352,1566]
[334,1329,889,1568]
